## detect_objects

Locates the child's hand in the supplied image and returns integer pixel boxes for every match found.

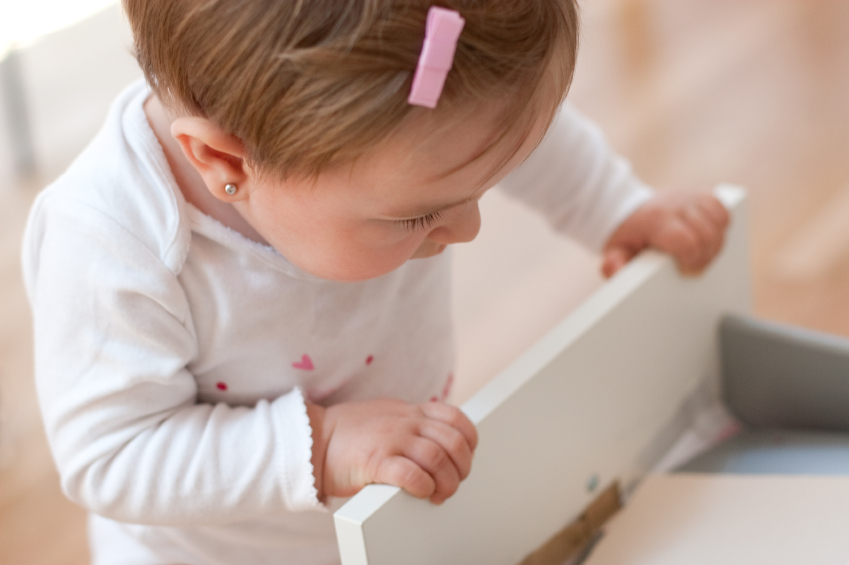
[601,192,729,278]
[307,398,478,505]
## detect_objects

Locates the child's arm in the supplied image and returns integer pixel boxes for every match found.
[601,191,730,277]
[496,104,729,276]
[307,399,478,505]
[23,195,325,524]
[497,104,655,253]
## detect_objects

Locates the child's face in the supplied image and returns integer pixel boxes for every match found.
[236,102,550,282]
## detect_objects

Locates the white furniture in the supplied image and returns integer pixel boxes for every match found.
[334,185,750,565]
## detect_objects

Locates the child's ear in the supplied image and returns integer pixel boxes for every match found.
[171,117,249,202]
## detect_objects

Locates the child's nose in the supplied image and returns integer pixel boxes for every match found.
[427,201,481,244]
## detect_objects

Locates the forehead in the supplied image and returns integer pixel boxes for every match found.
[380,65,564,184]
[326,99,549,221]
[373,98,541,185]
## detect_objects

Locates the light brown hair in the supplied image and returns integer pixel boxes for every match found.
[123,0,579,178]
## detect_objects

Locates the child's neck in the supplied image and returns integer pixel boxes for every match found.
[143,94,268,245]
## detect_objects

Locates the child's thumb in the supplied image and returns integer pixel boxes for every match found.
[601,246,634,278]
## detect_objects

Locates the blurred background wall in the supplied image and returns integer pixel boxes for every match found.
[2,0,849,561]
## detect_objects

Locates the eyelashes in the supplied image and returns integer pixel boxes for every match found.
[397,210,444,231]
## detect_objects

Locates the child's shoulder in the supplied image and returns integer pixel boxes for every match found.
[27,80,191,275]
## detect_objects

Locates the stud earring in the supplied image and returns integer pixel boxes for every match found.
[224,183,238,195]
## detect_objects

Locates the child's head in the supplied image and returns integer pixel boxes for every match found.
[124,0,579,280]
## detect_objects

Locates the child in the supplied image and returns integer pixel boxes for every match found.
[22,1,728,563]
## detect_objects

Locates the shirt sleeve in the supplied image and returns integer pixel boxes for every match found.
[21,194,321,527]
[497,104,655,252]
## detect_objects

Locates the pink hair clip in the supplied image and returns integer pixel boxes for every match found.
[408,6,465,109]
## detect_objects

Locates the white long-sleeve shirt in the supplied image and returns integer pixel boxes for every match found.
[22,80,651,565]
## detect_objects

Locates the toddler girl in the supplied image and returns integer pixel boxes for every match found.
[22,1,728,563]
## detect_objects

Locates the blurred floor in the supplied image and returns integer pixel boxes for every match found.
[569,0,849,335]
[3,0,849,562]
[0,5,140,563]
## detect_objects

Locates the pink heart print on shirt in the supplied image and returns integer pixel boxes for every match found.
[292,354,315,371]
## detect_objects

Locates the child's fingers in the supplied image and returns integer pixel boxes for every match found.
[696,196,729,255]
[601,246,635,278]
[680,204,716,245]
[419,419,474,480]
[695,193,730,228]
[679,207,718,263]
[598,192,730,278]
[403,437,461,504]
[419,402,478,452]
[374,454,435,499]
[680,203,727,270]
[657,218,703,273]
[685,194,728,262]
